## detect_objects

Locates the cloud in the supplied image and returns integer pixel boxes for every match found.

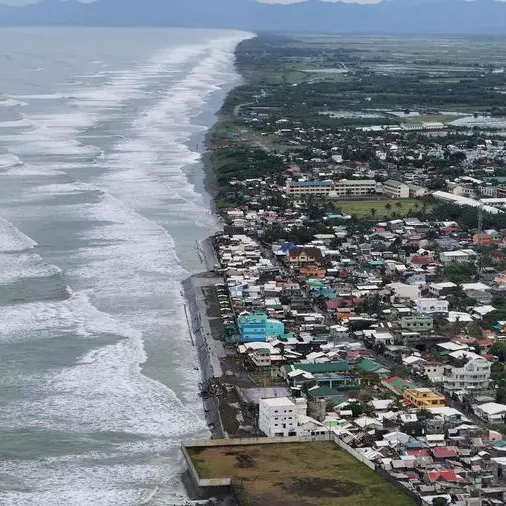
[258,0,382,4]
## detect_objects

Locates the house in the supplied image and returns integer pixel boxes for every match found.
[238,311,285,343]
[474,402,506,423]
[355,357,391,377]
[427,282,458,297]
[414,298,449,314]
[473,229,501,245]
[415,362,445,383]
[440,249,477,264]
[382,179,410,199]
[403,387,445,409]
[443,358,491,394]
[388,282,420,302]
[287,247,324,266]
[299,265,326,278]
[281,361,357,389]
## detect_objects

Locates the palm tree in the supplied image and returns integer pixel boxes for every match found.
[370,207,377,218]
[395,201,403,210]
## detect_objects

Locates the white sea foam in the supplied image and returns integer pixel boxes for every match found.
[0,153,23,168]
[8,93,70,100]
[0,117,33,128]
[0,291,206,434]
[0,97,28,107]
[0,251,61,285]
[99,35,245,229]
[0,29,252,505]
[73,45,207,109]
[0,217,37,252]
[0,455,193,506]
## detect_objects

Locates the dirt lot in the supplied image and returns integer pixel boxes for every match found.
[187,442,416,506]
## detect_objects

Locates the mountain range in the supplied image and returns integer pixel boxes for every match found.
[0,0,505,34]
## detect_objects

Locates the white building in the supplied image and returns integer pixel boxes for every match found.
[474,402,506,423]
[440,249,477,263]
[285,179,379,198]
[258,397,327,438]
[382,179,410,199]
[332,179,378,198]
[427,282,457,297]
[443,358,491,393]
[414,298,449,314]
[259,397,299,437]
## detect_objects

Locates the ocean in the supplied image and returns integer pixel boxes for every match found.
[0,27,250,505]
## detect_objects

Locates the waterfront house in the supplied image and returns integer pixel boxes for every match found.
[237,311,285,343]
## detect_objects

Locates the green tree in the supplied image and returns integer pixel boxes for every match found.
[491,342,506,362]
[432,498,449,506]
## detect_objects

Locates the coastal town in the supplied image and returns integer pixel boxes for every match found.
[182,35,506,506]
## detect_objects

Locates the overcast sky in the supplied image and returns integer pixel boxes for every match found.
[2,0,381,5]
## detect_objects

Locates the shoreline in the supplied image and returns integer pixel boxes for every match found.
[181,46,243,433]
[181,37,253,442]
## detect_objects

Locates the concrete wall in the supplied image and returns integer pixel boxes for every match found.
[182,433,417,504]
[184,434,329,449]
[330,433,376,471]
[182,436,332,499]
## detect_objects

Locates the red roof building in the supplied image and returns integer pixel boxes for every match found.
[427,469,465,483]
[432,447,458,459]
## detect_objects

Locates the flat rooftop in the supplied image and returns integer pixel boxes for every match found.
[186,441,415,506]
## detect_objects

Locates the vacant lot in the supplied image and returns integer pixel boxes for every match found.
[335,198,428,218]
[187,441,415,506]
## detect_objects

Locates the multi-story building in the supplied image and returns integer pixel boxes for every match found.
[259,397,298,437]
[285,180,333,196]
[400,315,434,331]
[332,179,378,197]
[285,179,379,198]
[237,311,285,343]
[414,298,449,314]
[382,179,410,199]
[287,247,324,266]
[443,358,491,393]
[403,387,445,409]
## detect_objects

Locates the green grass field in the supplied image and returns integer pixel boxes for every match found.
[187,441,416,506]
[335,199,429,218]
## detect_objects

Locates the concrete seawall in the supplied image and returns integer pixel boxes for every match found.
[182,272,226,440]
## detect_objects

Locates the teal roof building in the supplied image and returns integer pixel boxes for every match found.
[237,311,285,343]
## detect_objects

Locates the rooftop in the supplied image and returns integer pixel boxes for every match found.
[260,396,295,407]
